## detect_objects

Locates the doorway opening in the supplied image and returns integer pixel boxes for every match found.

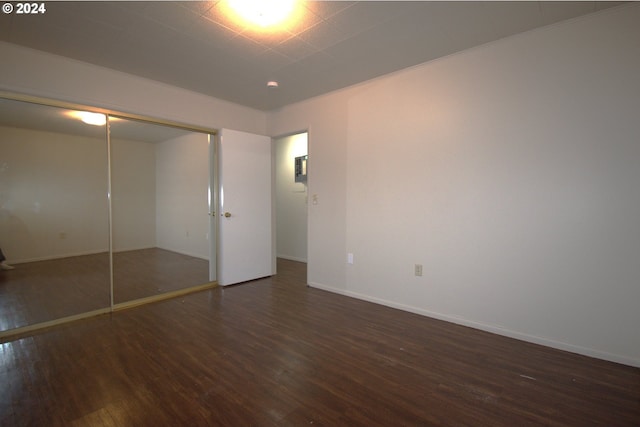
[274,132,308,263]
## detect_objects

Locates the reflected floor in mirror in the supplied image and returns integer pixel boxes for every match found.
[112,248,210,303]
[0,259,638,426]
[0,248,209,331]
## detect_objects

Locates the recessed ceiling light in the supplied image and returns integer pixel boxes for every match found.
[267,81,279,88]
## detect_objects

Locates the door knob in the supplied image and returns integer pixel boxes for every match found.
[224,212,232,218]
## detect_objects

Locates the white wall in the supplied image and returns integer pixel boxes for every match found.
[269,4,640,367]
[0,42,267,135]
[0,125,159,261]
[269,95,350,292]
[156,132,210,259]
[0,125,210,261]
[0,125,108,262]
[275,133,308,262]
[110,137,157,252]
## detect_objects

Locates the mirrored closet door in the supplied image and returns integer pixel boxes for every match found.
[0,98,111,331]
[109,117,213,304]
[0,96,216,335]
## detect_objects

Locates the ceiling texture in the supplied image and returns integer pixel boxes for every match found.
[0,1,624,111]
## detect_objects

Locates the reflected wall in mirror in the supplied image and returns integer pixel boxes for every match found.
[109,118,213,304]
[0,98,110,331]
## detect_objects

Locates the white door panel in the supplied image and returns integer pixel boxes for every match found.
[218,129,273,286]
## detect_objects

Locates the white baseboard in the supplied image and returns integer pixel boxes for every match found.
[155,246,209,261]
[308,281,640,368]
[112,245,155,253]
[12,249,108,264]
[12,246,209,264]
[277,254,307,263]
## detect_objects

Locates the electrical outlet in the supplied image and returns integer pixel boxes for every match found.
[414,264,423,277]
[347,253,354,264]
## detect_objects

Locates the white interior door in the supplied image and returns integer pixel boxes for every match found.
[218,128,273,286]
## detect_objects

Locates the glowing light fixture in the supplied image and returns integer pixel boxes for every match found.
[66,111,107,126]
[79,112,106,126]
[224,0,301,30]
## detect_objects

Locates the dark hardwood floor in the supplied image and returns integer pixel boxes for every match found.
[1,259,638,426]
[113,248,210,303]
[0,252,111,330]
[0,248,209,331]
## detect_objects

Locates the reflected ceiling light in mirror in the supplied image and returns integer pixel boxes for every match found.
[80,112,106,126]
[65,111,109,126]
[222,0,303,32]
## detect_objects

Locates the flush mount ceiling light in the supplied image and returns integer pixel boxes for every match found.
[79,112,106,126]
[65,111,122,126]
[223,0,302,31]
[267,81,279,88]
[66,111,107,126]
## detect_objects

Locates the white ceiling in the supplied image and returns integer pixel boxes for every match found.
[0,1,624,111]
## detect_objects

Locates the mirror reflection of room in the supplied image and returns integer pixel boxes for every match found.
[0,98,111,331]
[0,98,214,333]
[109,117,212,304]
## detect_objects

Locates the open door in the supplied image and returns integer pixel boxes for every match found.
[217,129,273,286]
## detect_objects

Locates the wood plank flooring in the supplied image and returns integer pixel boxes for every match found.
[113,248,210,303]
[0,248,209,331]
[0,252,111,330]
[1,259,638,426]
